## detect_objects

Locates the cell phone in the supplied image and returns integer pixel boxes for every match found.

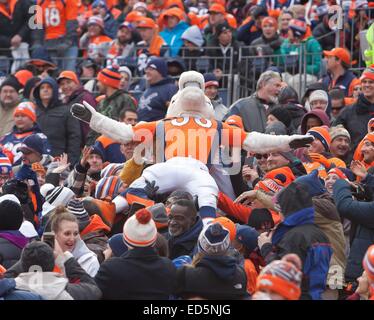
[244,156,255,168]
[42,232,55,249]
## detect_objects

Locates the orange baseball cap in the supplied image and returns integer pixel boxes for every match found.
[125,10,144,23]
[57,71,80,85]
[136,17,157,29]
[208,3,226,14]
[323,48,355,65]
[14,70,33,87]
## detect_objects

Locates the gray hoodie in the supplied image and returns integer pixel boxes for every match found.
[181,25,204,47]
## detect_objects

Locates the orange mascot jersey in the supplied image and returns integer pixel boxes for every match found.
[37,0,78,40]
[133,116,247,165]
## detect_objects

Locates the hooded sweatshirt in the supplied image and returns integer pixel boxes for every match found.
[160,21,190,57]
[137,77,178,122]
[15,272,73,300]
[33,77,81,165]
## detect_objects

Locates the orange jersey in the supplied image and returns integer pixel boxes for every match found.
[85,35,112,58]
[37,0,78,40]
[0,0,16,19]
[133,116,247,165]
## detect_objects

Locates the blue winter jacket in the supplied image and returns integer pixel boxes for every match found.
[261,206,332,300]
[160,21,190,57]
[333,179,374,282]
[137,78,178,122]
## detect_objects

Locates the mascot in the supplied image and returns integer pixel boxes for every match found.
[71,71,313,222]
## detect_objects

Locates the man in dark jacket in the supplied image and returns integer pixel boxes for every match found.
[224,70,282,132]
[259,181,332,300]
[95,208,177,299]
[333,178,374,285]
[333,66,374,161]
[205,21,242,75]
[321,48,357,96]
[167,199,203,260]
[137,58,178,122]
[175,222,247,299]
[33,77,81,165]
[57,70,97,147]
[86,66,136,145]
[237,5,267,45]
[0,0,32,57]
[312,11,336,51]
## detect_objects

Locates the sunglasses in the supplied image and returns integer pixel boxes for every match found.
[331,107,343,110]
[254,154,268,160]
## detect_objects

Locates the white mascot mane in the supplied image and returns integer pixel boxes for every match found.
[166,71,215,119]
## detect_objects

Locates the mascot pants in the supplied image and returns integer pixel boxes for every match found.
[127,157,219,219]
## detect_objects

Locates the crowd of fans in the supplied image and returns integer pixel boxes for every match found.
[0,0,374,301]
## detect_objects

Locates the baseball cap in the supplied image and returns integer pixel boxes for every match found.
[17,134,45,155]
[323,47,356,65]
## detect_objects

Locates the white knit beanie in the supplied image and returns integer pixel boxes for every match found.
[123,208,157,248]
[309,90,328,103]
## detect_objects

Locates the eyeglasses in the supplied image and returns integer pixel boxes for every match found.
[254,154,268,160]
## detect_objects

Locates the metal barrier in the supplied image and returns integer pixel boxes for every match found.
[237,43,325,100]
[339,7,374,68]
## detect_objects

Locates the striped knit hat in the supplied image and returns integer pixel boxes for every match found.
[123,208,157,248]
[307,126,331,152]
[100,163,124,178]
[363,244,374,281]
[97,67,122,89]
[13,101,36,122]
[198,222,230,255]
[95,176,123,200]
[67,198,90,232]
[44,186,75,207]
[0,151,12,175]
[256,254,302,300]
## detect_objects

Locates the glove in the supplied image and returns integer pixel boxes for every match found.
[289,135,314,149]
[71,101,95,124]
[308,153,330,168]
[144,180,159,200]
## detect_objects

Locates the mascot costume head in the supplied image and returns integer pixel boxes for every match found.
[166,71,215,119]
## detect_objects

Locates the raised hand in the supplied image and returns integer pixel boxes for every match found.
[71,101,95,123]
[351,160,368,179]
[80,146,93,167]
[52,153,71,174]
[234,190,257,207]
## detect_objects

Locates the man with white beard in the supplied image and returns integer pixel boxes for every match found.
[224,70,282,133]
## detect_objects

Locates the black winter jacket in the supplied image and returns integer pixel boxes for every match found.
[333,94,374,161]
[95,247,177,299]
[34,77,81,165]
